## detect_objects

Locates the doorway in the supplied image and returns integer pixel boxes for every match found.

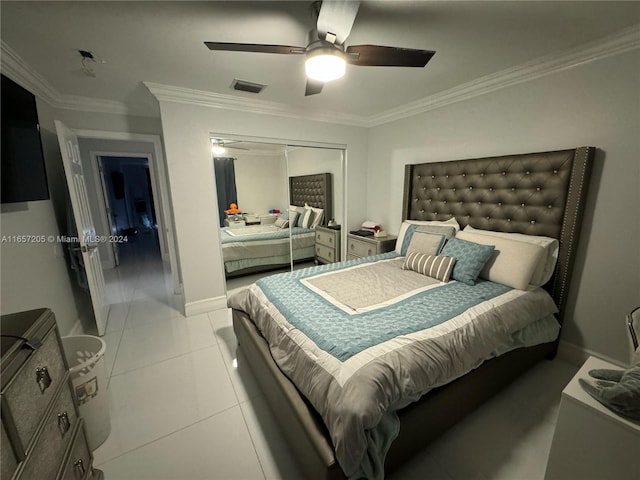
[95,154,161,268]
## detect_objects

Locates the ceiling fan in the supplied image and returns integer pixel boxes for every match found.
[204,0,435,96]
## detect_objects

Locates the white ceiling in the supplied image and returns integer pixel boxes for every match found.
[1,1,639,119]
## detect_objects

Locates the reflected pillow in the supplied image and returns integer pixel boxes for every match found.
[439,237,495,286]
[310,207,324,228]
[274,217,289,229]
[402,253,456,282]
[301,206,314,228]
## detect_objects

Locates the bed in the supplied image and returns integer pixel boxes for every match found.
[222,173,332,277]
[228,147,594,479]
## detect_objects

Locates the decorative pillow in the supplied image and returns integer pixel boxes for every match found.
[301,206,314,228]
[310,207,324,228]
[396,221,458,255]
[463,226,559,286]
[274,217,289,229]
[288,205,305,227]
[402,253,457,282]
[406,217,460,230]
[439,237,495,286]
[406,232,446,256]
[456,230,545,290]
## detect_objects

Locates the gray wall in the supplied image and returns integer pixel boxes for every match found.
[366,49,640,365]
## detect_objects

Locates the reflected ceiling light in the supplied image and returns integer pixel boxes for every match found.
[211,139,226,156]
[305,48,346,82]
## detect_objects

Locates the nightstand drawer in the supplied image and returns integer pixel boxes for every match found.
[347,237,376,258]
[316,229,337,249]
[315,244,337,263]
[2,328,67,455]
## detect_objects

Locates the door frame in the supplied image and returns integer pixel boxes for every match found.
[74,129,182,296]
[91,151,168,267]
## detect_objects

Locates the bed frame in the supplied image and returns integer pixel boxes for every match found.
[232,147,594,478]
[225,173,333,277]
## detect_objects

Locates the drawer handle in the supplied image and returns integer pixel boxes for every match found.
[58,411,71,436]
[35,366,52,393]
[74,459,86,479]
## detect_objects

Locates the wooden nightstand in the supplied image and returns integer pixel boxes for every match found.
[315,226,341,264]
[346,233,397,260]
[545,356,640,480]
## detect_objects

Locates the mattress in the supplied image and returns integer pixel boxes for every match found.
[220,225,315,273]
[227,252,559,479]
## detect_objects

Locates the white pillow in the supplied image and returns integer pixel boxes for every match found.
[289,205,305,227]
[301,206,314,228]
[395,218,460,254]
[310,207,324,228]
[456,230,545,290]
[406,217,460,229]
[463,226,559,286]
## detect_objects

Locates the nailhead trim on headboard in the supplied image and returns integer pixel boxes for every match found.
[402,147,595,328]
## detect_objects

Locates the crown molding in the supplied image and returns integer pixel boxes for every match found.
[367,24,640,127]
[1,41,157,118]
[3,23,638,128]
[143,82,370,128]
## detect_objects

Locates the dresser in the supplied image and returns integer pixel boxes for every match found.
[545,356,640,480]
[1,308,102,480]
[315,226,341,264]
[346,233,397,260]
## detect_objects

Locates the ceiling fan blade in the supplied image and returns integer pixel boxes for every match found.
[204,42,306,55]
[317,0,360,45]
[305,79,324,96]
[346,45,435,67]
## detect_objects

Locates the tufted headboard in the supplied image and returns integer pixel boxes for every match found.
[289,173,333,225]
[402,147,594,324]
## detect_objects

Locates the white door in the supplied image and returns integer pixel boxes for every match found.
[55,120,109,335]
[97,157,120,266]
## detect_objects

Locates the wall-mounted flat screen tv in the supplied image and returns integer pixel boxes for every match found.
[1,74,50,203]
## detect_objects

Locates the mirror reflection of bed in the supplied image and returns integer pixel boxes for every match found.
[213,139,343,296]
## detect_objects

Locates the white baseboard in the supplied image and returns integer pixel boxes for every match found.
[557,340,627,368]
[184,295,227,317]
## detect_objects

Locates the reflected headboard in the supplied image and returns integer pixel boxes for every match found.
[402,147,594,323]
[289,173,333,225]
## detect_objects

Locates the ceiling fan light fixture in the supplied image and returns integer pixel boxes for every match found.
[305,49,346,82]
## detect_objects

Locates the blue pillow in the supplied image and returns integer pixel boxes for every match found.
[440,237,495,285]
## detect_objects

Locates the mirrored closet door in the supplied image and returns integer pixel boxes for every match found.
[212,135,344,292]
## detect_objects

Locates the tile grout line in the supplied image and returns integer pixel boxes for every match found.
[94,403,243,468]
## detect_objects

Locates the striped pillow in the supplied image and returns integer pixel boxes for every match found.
[402,252,457,282]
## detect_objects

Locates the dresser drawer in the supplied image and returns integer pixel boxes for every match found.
[347,237,376,258]
[1,420,18,480]
[315,229,337,249]
[315,244,337,263]
[2,327,67,455]
[58,420,92,480]
[16,376,78,480]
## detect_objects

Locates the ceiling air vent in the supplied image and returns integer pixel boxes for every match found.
[231,79,266,94]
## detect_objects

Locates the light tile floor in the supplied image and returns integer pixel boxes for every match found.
[95,237,579,479]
